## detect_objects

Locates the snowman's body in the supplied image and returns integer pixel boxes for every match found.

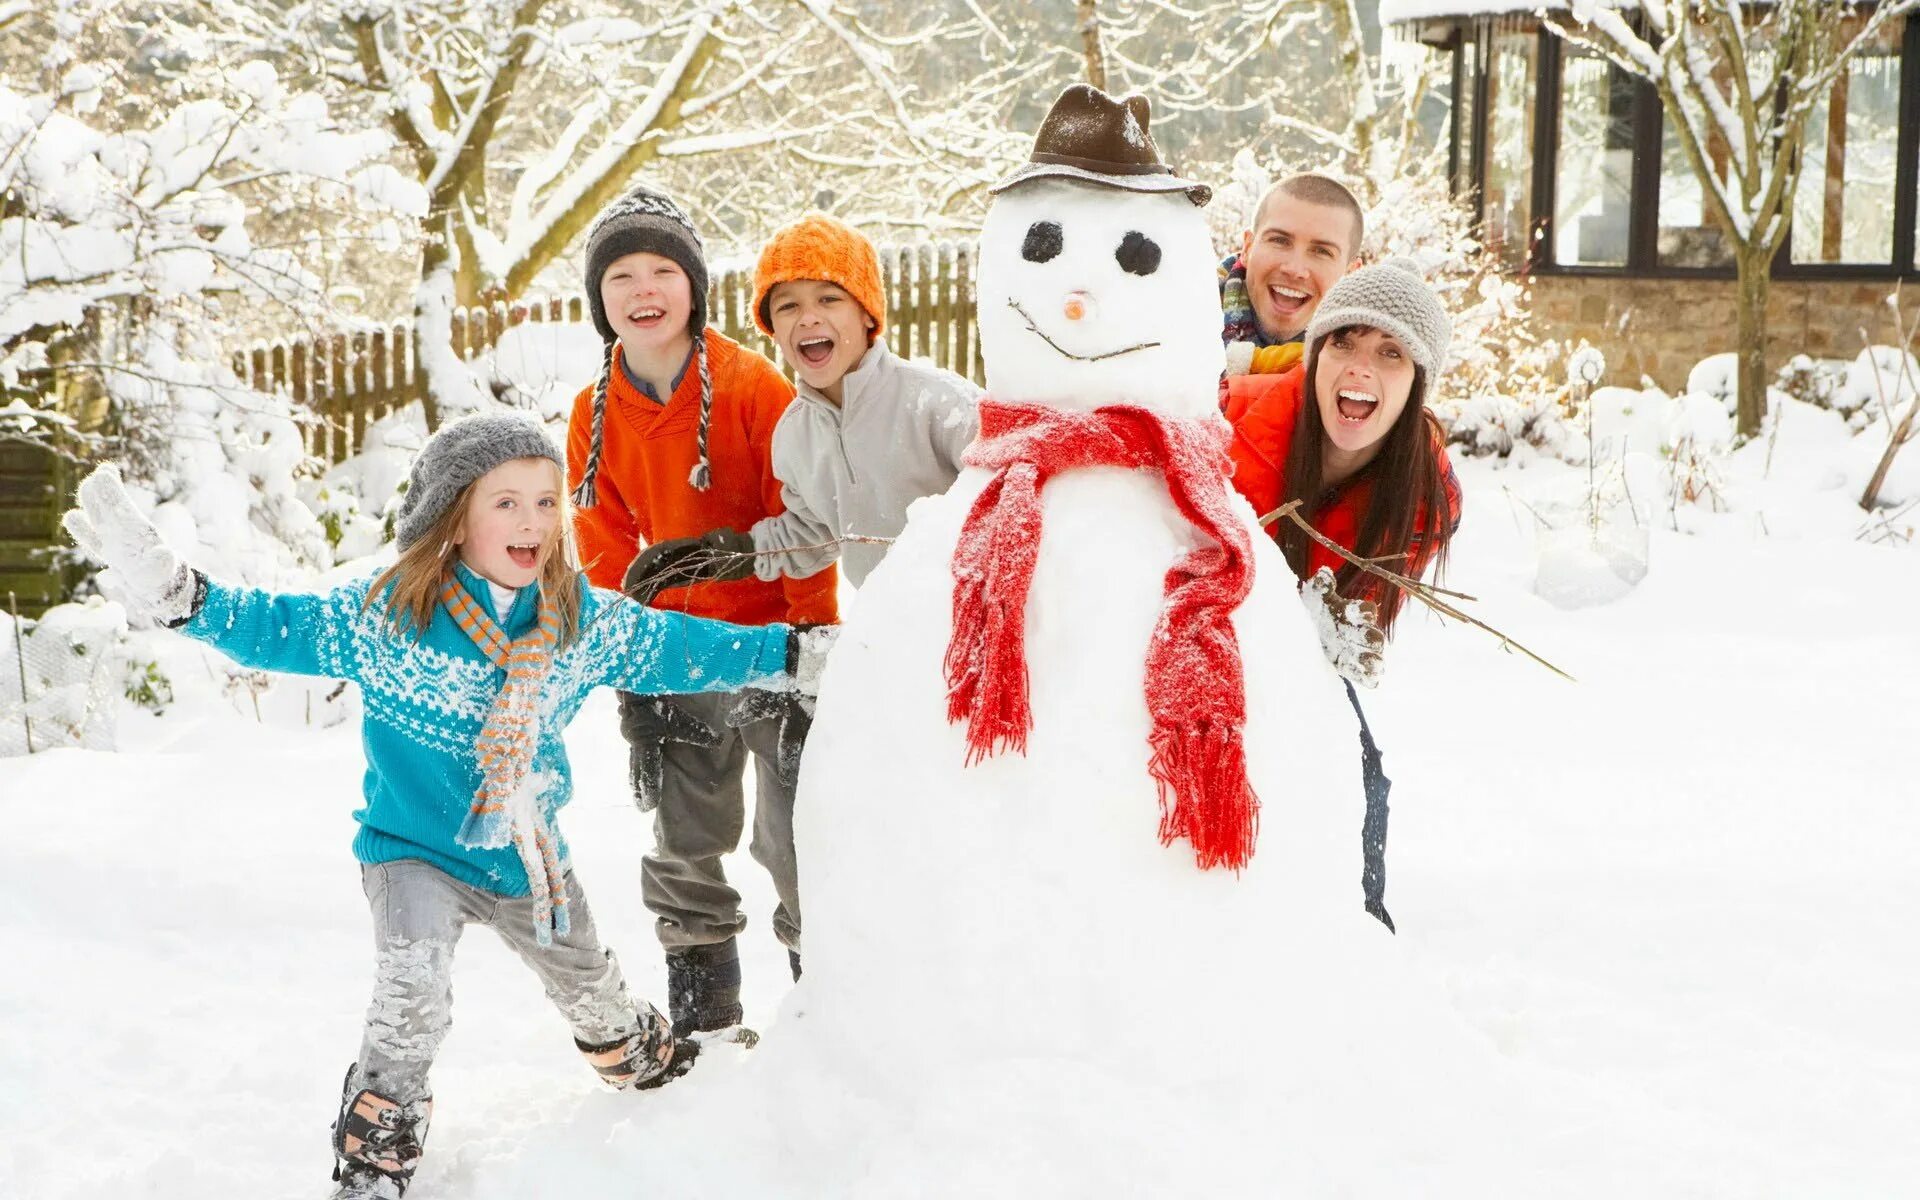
[792,180,1370,1086]
[595,111,1649,1199]
[583,119,1620,1198]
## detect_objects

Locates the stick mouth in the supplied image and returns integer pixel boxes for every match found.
[1007,299,1160,363]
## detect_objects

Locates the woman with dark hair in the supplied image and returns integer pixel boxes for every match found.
[1221,257,1462,932]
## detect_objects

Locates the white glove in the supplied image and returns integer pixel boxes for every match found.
[62,464,198,626]
[786,625,839,700]
[1302,567,1385,690]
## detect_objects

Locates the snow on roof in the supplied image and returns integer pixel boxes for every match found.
[1378,0,1562,25]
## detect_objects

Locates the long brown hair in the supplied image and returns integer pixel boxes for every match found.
[365,461,585,646]
[1277,328,1453,634]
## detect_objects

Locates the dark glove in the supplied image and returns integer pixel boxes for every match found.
[623,529,756,604]
[726,623,837,782]
[619,693,723,812]
[725,688,813,784]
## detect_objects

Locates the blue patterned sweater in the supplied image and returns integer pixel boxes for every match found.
[179,562,791,896]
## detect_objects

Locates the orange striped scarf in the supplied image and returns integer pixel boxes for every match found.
[444,577,570,945]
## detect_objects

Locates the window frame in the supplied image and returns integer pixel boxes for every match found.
[1441,8,1920,281]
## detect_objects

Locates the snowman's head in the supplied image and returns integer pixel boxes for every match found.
[978,179,1225,417]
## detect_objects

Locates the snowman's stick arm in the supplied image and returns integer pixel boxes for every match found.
[620,536,899,609]
[1258,501,1576,683]
[1258,503,1478,603]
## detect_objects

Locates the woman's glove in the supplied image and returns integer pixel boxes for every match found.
[1302,567,1385,689]
[62,464,199,626]
[623,529,756,604]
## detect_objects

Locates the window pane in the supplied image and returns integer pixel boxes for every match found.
[1482,20,1539,270]
[1791,18,1902,265]
[1386,26,1459,173]
[1453,34,1479,197]
[1657,109,1736,269]
[1553,44,1635,267]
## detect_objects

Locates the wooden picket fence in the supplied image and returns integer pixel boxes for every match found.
[0,441,69,618]
[237,241,982,464]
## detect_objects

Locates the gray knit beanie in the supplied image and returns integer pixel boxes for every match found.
[1305,256,1452,379]
[394,411,565,551]
[575,185,717,505]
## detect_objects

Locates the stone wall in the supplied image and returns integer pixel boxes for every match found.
[1527,275,1902,393]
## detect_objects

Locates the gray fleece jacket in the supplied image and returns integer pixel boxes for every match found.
[749,339,981,587]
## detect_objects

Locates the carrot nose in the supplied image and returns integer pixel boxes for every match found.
[1062,292,1089,322]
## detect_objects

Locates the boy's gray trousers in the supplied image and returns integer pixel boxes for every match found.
[353,859,649,1103]
[620,689,802,954]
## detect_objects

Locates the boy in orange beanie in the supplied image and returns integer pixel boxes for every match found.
[626,211,979,597]
[566,185,836,1039]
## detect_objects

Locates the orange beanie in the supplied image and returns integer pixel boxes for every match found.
[752,212,886,340]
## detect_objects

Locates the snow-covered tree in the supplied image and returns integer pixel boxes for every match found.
[1,0,384,445]
[201,0,1032,429]
[1547,0,1920,440]
[1,0,385,582]
[156,0,1394,431]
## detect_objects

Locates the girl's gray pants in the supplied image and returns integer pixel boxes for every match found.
[353,858,650,1103]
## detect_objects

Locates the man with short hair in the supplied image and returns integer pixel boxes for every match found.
[1220,172,1365,375]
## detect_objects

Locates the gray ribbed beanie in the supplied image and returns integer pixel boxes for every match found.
[1305,256,1452,378]
[394,412,565,550]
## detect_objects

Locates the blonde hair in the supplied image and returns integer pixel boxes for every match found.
[366,459,585,647]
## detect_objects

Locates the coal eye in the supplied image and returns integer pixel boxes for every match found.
[1115,231,1160,276]
[1022,221,1063,263]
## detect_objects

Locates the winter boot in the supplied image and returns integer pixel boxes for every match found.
[576,1005,701,1090]
[330,1064,430,1199]
[665,936,744,1037]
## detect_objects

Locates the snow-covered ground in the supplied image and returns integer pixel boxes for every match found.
[4,447,1918,1198]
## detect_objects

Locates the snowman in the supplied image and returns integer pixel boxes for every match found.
[787,84,1371,1087]
[583,88,1636,1199]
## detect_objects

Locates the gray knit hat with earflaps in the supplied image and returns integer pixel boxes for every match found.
[1305,256,1452,379]
[574,185,716,507]
[394,412,565,551]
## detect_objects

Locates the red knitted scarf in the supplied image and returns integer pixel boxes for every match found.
[945,400,1260,871]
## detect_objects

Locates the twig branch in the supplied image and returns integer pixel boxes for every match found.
[1258,501,1575,682]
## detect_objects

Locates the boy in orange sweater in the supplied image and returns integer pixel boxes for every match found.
[566,185,836,1036]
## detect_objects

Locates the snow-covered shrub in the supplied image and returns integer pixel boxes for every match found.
[1686,354,1737,410]
[1665,393,1733,512]
[481,320,604,423]
[305,409,426,560]
[0,599,127,756]
[1841,347,1920,427]
[122,653,174,714]
[1586,380,1737,519]
[84,316,343,600]
[1533,521,1650,609]
[1773,355,1848,420]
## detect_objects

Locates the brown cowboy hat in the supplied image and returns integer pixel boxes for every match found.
[991,84,1212,207]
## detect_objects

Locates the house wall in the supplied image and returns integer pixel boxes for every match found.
[1528,274,1903,393]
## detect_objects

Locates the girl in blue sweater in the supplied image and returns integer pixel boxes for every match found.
[64,413,831,1200]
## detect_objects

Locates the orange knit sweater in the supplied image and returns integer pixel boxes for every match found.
[566,329,838,627]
